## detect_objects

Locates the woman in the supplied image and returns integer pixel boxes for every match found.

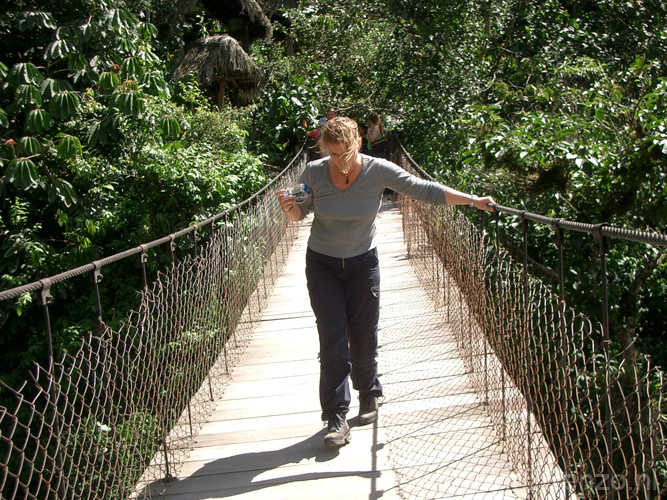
[357,122,369,154]
[366,113,386,158]
[278,117,495,448]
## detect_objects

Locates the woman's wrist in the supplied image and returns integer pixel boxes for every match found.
[469,195,477,207]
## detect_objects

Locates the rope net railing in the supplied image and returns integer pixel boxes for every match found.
[393,143,666,499]
[0,142,309,499]
[2,132,666,500]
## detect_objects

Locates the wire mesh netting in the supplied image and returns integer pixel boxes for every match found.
[0,148,308,499]
[393,147,666,499]
[376,204,528,499]
[0,138,665,499]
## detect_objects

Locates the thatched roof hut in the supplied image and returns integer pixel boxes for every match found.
[172,35,264,108]
[201,0,272,49]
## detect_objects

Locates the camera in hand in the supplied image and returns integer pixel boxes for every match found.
[284,183,312,203]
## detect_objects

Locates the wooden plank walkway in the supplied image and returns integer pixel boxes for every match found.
[158,199,529,500]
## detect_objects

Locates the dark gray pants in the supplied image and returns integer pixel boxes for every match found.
[305,247,383,421]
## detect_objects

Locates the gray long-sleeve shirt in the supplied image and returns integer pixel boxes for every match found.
[295,154,449,258]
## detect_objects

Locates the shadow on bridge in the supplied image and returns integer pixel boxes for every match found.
[148,431,379,499]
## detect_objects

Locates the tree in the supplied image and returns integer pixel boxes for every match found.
[0,0,267,384]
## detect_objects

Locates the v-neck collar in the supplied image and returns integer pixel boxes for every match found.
[327,156,366,193]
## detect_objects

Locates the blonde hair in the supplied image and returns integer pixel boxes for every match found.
[319,117,360,174]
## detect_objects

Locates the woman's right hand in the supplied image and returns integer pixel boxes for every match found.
[277,189,297,217]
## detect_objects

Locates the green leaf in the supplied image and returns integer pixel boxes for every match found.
[48,179,77,207]
[16,292,33,317]
[142,72,170,98]
[15,84,42,108]
[141,22,159,38]
[113,92,143,117]
[6,158,39,188]
[18,136,42,156]
[160,116,181,140]
[57,135,82,160]
[40,78,73,99]
[18,11,57,31]
[68,53,87,72]
[86,117,119,147]
[118,38,138,55]
[0,108,8,129]
[24,108,53,134]
[8,62,43,87]
[79,20,94,42]
[110,8,133,31]
[121,57,144,80]
[25,108,53,134]
[86,120,105,147]
[164,141,183,154]
[44,39,76,61]
[99,71,120,93]
[68,54,94,84]
[49,91,80,120]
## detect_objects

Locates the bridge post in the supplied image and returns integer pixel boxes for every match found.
[551,222,573,496]
[259,203,269,309]
[91,261,104,328]
[493,211,507,442]
[38,278,68,497]
[440,209,450,321]
[139,244,149,290]
[480,209,489,405]
[39,278,55,370]
[519,212,533,491]
[222,212,231,372]
[168,234,176,266]
[238,206,254,325]
[161,438,173,483]
[593,224,616,498]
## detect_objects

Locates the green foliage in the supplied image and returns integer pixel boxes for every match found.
[183,107,253,152]
[0,0,268,389]
[442,1,667,366]
[0,0,664,496]
[250,0,399,161]
[249,0,667,369]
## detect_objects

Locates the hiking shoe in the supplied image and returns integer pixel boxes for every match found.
[324,413,351,448]
[358,392,379,425]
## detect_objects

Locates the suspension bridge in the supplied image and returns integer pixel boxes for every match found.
[0,141,665,499]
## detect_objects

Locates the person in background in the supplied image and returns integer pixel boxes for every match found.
[366,113,386,158]
[277,117,496,449]
[357,122,369,154]
[308,108,338,139]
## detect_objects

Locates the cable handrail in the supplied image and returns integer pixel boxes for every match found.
[0,139,309,302]
[396,138,667,247]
